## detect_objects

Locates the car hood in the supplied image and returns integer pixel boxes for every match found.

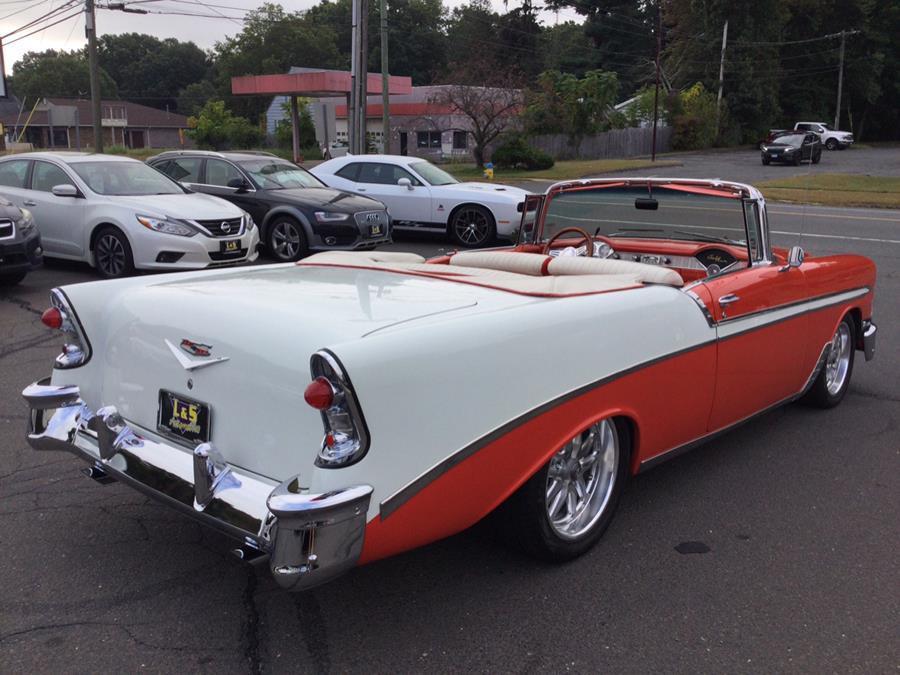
[0,197,22,220]
[764,143,798,150]
[448,182,529,201]
[264,187,385,212]
[109,192,242,219]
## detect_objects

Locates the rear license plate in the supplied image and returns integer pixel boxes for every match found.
[158,390,211,444]
[220,240,240,253]
[369,224,383,237]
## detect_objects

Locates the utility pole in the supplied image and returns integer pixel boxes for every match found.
[85,0,103,152]
[834,30,846,130]
[380,0,389,153]
[349,0,369,154]
[651,1,661,161]
[715,19,728,138]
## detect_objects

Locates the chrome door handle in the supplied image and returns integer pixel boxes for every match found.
[23,200,36,206]
[718,294,740,306]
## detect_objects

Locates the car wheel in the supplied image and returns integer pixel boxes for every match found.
[825,138,838,151]
[803,315,856,409]
[93,226,135,279]
[0,270,27,286]
[762,156,770,165]
[267,217,308,262]
[449,205,495,248]
[501,417,630,562]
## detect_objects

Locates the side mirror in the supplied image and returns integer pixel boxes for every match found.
[780,245,804,271]
[227,177,251,192]
[51,184,78,198]
[397,177,413,190]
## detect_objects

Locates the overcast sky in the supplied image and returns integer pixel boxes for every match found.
[1,0,576,77]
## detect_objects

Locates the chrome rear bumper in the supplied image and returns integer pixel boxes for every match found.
[862,319,877,361]
[22,378,372,591]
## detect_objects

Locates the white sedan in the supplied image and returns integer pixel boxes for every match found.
[0,152,258,278]
[310,154,528,247]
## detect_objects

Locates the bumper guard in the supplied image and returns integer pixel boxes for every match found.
[22,378,372,591]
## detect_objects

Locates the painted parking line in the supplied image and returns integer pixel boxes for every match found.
[769,209,900,223]
[771,230,900,244]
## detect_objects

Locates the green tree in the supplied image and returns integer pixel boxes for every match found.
[274,100,318,149]
[524,69,620,139]
[177,81,218,118]
[540,21,603,77]
[98,33,209,112]
[187,100,262,150]
[10,49,117,100]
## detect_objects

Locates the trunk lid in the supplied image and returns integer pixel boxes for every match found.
[89,264,479,480]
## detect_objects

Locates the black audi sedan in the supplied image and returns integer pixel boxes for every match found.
[0,197,42,286]
[148,151,391,262]
[761,132,822,166]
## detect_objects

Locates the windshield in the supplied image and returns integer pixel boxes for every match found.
[240,160,325,189]
[821,123,833,130]
[780,134,805,147]
[539,185,750,248]
[410,161,458,186]
[73,161,184,196]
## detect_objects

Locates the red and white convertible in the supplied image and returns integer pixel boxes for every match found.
[23,178,877,590]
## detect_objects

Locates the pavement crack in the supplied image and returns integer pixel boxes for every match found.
[0,294,43,317]
[293,592,331,674]
[242,565,263,675]
[0,332,57,360]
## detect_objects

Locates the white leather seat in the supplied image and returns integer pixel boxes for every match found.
[547,256,683,287]
[449,251,549,276]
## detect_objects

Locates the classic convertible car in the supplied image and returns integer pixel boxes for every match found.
[22,178,877,591]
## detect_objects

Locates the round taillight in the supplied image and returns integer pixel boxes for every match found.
[304,377,335,410]
[41,307,63,329]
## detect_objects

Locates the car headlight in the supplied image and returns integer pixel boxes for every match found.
[314,211,350,223]
[783,148,796,153]
[136,215,196,237]
[16,208,35,233]
[243,212,256,230]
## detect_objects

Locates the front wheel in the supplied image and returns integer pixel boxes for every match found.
[803,316,856,408]
[93,226,135,279]
[501,417,631,561]
[762,156,770,165]
[449,205,495,248]
[825,138,838,151]
[266,217,308,262]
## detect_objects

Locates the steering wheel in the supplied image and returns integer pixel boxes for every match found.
[542,227,594,256]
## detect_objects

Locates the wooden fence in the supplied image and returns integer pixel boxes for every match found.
[529,126,672,160]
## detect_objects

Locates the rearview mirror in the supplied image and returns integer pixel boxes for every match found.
[635,197,658,210]
[397,177,413,190]
[51,184,78,198]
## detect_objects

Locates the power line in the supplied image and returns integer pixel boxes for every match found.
[0,0,53,23]
[2,0,79,39]
[3,7,81,46]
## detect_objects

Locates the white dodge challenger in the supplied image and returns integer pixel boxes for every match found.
[310,154,527,247]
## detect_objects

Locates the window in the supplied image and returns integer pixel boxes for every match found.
[205,159,244,187]
[336,163,360,181]
[71,161,183,196]
[162,157,202,183]
[416,131,441,148]
[796,124,812,131]
[356,162,420,186]
[0,160,30,188]
[452,131,467,150]
[240,160,323,189]
[32,161,74,193]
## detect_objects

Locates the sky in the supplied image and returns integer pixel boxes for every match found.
[1,0,578,77]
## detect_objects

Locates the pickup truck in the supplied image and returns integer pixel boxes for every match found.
[793,122,853,150]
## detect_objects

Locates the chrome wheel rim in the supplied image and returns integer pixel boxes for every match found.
[271,221,301,260]
[453,209,489,246]
[824,322,851,396]
[96,234,126,277]
[545,418,619,540]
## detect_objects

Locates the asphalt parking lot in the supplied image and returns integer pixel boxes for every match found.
[1,154,898,672]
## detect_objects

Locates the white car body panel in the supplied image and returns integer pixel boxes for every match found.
[310,154,528,239]
[50,263,713,522]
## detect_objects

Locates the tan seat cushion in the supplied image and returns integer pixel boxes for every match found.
[449,251,550,276]
[547,256,683,287]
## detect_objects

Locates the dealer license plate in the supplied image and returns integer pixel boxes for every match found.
[220,240,240,253]
[369,224,383,237]
[158,390,211,444]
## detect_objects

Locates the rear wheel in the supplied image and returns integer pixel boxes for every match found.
[501,417,630,561]
[93,226,134,279]
[803,315,856,408]
[267,217,308,262]
[449,205,495,248]
[825,138,838,151]
[0,270,27,286]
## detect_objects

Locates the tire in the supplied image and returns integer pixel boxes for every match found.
[93,226,134,279]
[803,315,856,409]
[266,216,309,262]
[0,270,27,286]
[449,205,496,248]
[500,417,631,562]
[825,138,838,151]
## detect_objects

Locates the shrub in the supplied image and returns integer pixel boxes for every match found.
[187,100,262,150]
[492,136,554,171]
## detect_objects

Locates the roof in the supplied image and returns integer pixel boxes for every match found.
[0,98,189,128]
[232,69,413,97]
[14,151,141,164]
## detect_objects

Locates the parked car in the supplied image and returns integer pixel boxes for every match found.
[0,152,259,279]
[761,132,822,165]
[148,150,391,262]
[311,154,528,247]
[757,129,791,149]
[794,122,853,150]
[22,177,877,591]
[0,197,42,286]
